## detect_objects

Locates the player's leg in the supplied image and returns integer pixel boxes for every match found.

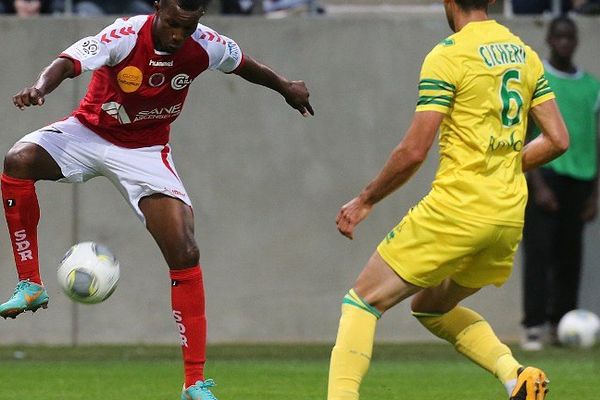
[412,218,549,400]
[549,177,592,329]
[328,251,421,400]
[410,280,522,386]
[412,217,552,400]
[139,194,214,400]
[411,279,549,400]
[522,171,560,349]
[522,197,557,349]
[0,142,63,319]
[329,200,488,400]
[102,140,213,399]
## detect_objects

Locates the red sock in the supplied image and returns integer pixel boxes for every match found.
[1,174,41,285]
[170,265,206,388]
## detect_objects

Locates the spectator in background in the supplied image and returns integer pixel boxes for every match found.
[52,0,154,15]
[268,0,323,14]
[521,16,600,351]
[573,0,600,14]
[0,0,53,16]
[221,0,254,14]
[512,0,572,14]
[512,0,600,14]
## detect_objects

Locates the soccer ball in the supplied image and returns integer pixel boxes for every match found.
[557,309,600,348]
[57,242,120,304]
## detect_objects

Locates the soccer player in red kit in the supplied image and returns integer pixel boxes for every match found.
[0,0,313,398]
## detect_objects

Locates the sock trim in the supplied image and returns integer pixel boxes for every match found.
[343,289,382,319]
[170,265,201,281]
[504,378,517,395]
[412,311,445,318]
[1,174,35,187]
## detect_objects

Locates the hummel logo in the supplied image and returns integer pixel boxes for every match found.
[149,60,174,67]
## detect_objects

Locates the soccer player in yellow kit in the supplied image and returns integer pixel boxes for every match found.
[328,1,569,400]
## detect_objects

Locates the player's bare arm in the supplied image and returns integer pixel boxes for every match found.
[13,58,75,110]
[336,111,443,239]
[524,118,559,212]
[522,99,569,172]
[234,55,314,117]
[527,169,560,212]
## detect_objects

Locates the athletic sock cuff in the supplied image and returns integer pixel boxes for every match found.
[411,311,445,318]
[343,289,382,319]
[1,174,35,188]
[170,265,202,281]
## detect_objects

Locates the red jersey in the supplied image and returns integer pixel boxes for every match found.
[60,15,244,148]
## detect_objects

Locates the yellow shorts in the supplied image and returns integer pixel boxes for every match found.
[376,200,522,289]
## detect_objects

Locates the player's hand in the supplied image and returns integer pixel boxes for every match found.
[336,196,373,240]
[283,80,314,117]
[13,87,45,110]
[533,184,559,213]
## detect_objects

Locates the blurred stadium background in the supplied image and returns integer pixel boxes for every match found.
[0,1,598,349]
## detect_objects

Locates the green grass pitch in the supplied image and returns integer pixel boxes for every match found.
[0,343,598,399]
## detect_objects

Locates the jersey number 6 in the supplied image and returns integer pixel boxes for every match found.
[500,69,524,128]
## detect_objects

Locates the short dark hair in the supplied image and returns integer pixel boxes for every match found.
[455,0,489,11]
[177,0,212,10]
[161,0,212,11]
[548,15,577,37]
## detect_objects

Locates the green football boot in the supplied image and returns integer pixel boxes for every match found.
[181,379,218,400]
[0,280,49,319]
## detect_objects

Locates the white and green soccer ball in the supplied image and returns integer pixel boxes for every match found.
[557,309,600,348]
[57,242,120,304]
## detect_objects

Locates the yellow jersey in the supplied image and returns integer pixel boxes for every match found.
[416,20,555,226]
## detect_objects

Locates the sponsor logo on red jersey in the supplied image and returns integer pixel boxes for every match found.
[148,73,166,87]
[117,66,143,93]
[133,103,183,122]
[101,102,131,124]
[171,74,192,90]
[149,59,174,67]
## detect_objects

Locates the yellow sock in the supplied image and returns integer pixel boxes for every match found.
[328,289,381,400]
[414,306,521,384]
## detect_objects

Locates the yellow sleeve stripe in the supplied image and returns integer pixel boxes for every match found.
[531,91,555,108]
[419,84,454,91]
[419,79,456,92]
[416,103,451,114]
[417,95,453,107]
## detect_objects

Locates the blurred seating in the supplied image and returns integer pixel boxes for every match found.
[0,0,54,16]
[52,0,154,16]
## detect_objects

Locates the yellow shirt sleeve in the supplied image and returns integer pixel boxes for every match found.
[415,46,458,114]
[529,48,555,108]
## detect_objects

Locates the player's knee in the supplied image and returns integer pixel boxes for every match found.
[410,294,453,315]
[410,296,428,314]
[167,243,200,269]
[4,144,39,177]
